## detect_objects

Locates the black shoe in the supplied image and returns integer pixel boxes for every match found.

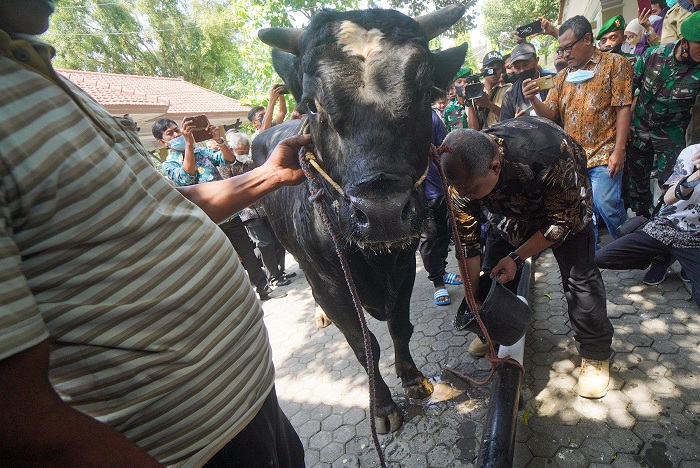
[270,277,291,287]
[282,271,297,280]
[259,289,287,301]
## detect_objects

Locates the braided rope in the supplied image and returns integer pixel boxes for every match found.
[296,122,387,468]
[431,144,525,384]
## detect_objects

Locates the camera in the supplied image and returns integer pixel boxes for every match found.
[459,67,498,100]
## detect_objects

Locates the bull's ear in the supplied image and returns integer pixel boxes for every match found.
[258,28,304,56]
[415,4,466,40]
[271,49,303,104]
[432,42,468,91]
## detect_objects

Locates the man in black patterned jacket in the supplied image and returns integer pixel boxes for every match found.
[440,116,614,399]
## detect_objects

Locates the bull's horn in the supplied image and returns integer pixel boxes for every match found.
[258,28,304,55]
[415,4,466,40]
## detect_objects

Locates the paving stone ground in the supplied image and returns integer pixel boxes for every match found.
[261,239,699,467]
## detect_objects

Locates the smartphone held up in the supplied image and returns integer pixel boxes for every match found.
[184,115,213,143]
[517,20,543,38]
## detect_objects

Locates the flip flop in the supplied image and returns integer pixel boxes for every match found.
[434,288,451,306]
[443,272,463,285]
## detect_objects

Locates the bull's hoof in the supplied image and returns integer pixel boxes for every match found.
[404,376,434,400]
[315,308,332,328]
[375,407,403,434]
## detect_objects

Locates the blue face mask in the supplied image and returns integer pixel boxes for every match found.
[168,135,186,152]
[565,69,595,84]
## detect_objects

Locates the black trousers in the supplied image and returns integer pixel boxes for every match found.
[596,230,700,306]
[218,217,269,295]
[244,216,286,281]
[484,224,613,360]
[203,386,304,468]
[419,196,451,286]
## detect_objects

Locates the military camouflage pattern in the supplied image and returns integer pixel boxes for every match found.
[443,98,468,132]
[626,42,700,216]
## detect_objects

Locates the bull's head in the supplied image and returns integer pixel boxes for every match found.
[259,6,468,248]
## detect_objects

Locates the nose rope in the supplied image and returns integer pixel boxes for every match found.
[296,117,387,468]
[430,145,526,385]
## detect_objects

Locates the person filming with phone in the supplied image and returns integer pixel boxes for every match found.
[499,42,557,121]
[154,117,285,302]
[248,83,288,142]
[467,51,512,130]
[523,15,633,247]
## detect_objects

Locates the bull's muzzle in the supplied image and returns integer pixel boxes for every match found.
[344,173,423,243]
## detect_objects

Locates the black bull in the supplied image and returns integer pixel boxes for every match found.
[253,6,468,433]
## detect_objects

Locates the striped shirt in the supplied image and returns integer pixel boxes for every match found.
[0,31,274,467]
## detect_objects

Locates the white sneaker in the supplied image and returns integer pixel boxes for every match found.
[468,336,490,357]
[578,358,609,399]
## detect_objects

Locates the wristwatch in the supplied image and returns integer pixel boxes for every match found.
[507,251,525,270]
[216,139,228,147]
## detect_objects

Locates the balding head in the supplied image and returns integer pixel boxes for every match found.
[440,129,501,199]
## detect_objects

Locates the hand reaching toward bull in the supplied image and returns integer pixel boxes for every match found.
[263,134,311,187]
[176,135,310,224]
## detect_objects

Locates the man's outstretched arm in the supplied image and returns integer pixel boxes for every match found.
[176,135,310,224]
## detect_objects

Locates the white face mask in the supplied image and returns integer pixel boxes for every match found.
[621,42,635,54]
[565,69,596,84]
[235,154,250,163]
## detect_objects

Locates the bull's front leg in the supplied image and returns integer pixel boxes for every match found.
[388,272,434,400]
[317,298,402,433]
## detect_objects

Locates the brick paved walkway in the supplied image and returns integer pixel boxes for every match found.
[261,245,699,467]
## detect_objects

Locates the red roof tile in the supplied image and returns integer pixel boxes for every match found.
[56,69,249,115]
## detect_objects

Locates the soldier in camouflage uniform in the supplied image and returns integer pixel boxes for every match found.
[626,13,700,217]
[443,66,470,131]
[597,15,638,67]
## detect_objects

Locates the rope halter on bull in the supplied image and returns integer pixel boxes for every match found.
[431,143,526,384]
[295,117,387,468]
[297,118,430,200]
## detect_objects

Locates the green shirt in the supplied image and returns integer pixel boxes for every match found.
[632,42,700,141]
[443,98,468,131]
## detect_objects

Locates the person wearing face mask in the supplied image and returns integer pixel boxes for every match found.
[443,66,471,131]
[624,12,700,287]
[502,53,518,85]
[524,15,633,247]
[661,0,697,44]
[154,119,286,301]
[498,42,557,121]
[597,15,638,66]
[467,50,512,130]
[221,131,295,288]
[624,19,645,55]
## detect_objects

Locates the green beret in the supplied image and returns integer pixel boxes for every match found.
[596,15,625,40]
[454,66,472,81]
[681,10,700,42]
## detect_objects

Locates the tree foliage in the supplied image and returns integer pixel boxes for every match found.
[386,0,478,37]
[482,0,559,54]
[44,0,474,105]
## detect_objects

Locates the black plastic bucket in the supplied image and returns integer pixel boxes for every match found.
[453,275,532,346]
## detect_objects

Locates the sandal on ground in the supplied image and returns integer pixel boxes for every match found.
[443,272,463,285]
[434,288,451,306]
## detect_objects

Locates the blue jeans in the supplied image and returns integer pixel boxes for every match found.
[589,165,628,244]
